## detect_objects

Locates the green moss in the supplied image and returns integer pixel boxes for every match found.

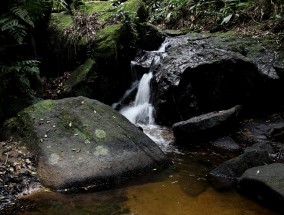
[66,58,96,88]
[210,32,265,55]
[74,125,93,141]
[79,1,114,23]
[94,24,122,61]
[79,1,113,14]
[123,0,143,13]
[25,100,57,117]
[49,13,73,30]
[261,36,284,62]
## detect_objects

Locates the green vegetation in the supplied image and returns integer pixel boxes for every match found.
[0,0,52,123]
[146,0,284,33]
[0,0,283,125]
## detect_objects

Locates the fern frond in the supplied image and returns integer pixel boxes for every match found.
[0,60,40,77]
[52,0,69,12]
[10,5,34,28]
[0,16,27,44]
[1,19,21,31]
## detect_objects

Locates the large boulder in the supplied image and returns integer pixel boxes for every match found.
[1,97,170,190]
[239,163,284,213]
[150,33,284,125]
[172,105,241,142]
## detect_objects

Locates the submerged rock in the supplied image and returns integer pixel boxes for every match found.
[2,97,170,190]
[239,163,284,213]
[172,105,241,142]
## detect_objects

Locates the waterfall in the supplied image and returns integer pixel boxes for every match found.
[113,41,176,152]
[120,72,155,125]
[118,42,168,126]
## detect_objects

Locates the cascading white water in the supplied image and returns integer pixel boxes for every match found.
[114,41,176,152]
[119,41,169,125]
[120,72,155,125]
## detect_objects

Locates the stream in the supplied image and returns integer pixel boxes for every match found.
[13,42,278,215]
[17,135,276,215]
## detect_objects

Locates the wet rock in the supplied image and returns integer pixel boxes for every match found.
[209,142,274,189]
[2,97,170,190]
[163,29,185,37]
[244,141,275,154]
[131,51,157,79]
[172,105,242,142]
[238,163,284,213]
[249,123,272,141]
[269,122,284,141]
[211,136,241,152]
[151,33,284,125]
[236,118,284,144]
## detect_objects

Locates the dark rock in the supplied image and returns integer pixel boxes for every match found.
[151,33,284,125]
[248,123,272,141]
[2,96,170,190]
[239,163,284,213]
[131,51,157,79]
[269,122,284,141]
[209,142,273,189]
[211,136,240,152]
[236,118,284,144]
[244,141,275,154]
[137,23,165,51]
[172,105,242,142]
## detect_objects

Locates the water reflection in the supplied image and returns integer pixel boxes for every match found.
[16,137,277,215]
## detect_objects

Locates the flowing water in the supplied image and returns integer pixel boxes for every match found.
[13,43,278,215]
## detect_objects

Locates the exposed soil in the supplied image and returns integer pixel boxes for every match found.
[42,71,71,99]
[0,140,42,213]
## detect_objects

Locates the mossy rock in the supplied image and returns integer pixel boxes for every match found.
[46,0,146,71]
[93,24,122,64]
[64,58,99,97]
[2,96,169,190]
[208,32,284,79]
[45,0,147,102]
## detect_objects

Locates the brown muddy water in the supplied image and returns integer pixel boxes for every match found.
[15,127,278,215]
